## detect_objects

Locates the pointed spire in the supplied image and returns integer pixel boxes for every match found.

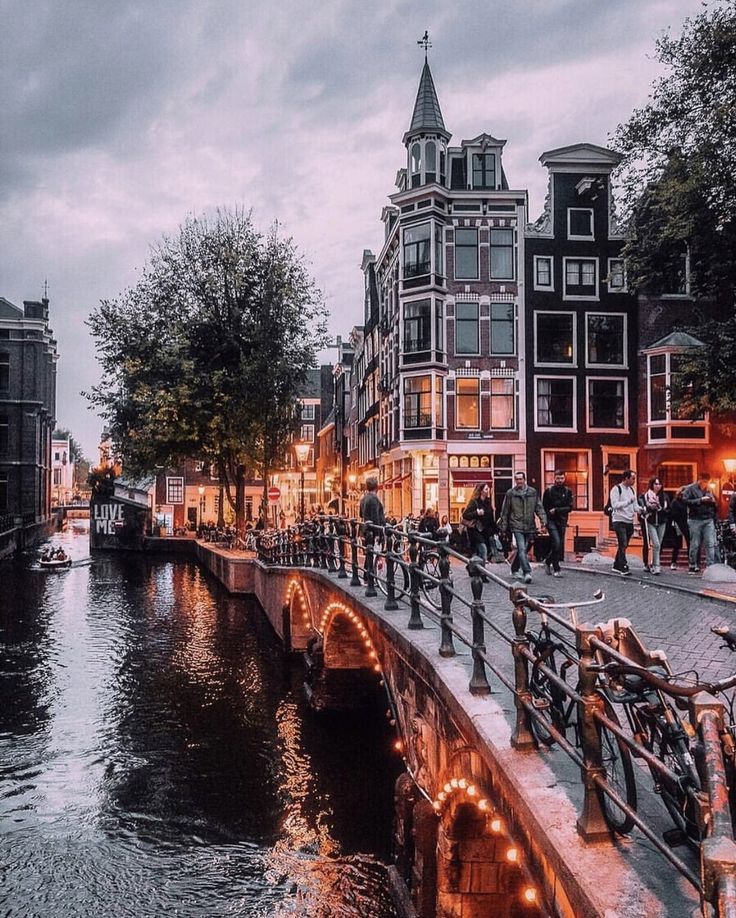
[407,59,448,137]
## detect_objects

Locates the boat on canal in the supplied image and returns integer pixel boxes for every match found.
[39,551,72,569]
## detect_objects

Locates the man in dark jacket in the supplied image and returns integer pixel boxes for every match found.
[359,477,385,534]
[498,471,547,584]
[682,472,717,572]
[542,470,573,577]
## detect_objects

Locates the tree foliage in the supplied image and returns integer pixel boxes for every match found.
[52,427,84,464]
[613,1,736,413]
[86,208,329,527]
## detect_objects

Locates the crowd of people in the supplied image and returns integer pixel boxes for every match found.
[356,469,736,583]
[610,470,736,576]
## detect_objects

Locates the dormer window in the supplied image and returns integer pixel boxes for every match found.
[472,152,495,190]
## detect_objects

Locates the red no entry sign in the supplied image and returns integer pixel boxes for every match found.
[268,487,281,503]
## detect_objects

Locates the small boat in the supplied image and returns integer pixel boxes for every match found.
[39,555,72,569]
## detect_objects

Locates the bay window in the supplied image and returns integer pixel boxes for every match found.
[403,300,432,353]
[403,223,431,278]
[404,376,432,429]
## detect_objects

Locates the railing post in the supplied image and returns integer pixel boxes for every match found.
[384,528,399,611]
[350,519,361,586]
[309,523,319,568]
[319,518,328,570]
[690,693,736,916]
[438,544,455,657]
[337,518,348,579]
[365,526,377,598]
[576,623,612,842]
[467,558,491,695]
[407,536,423,630]
[510,587,536,750]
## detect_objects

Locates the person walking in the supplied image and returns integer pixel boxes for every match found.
[359,477,385,534]
[462,483,499,563]
[610,470,638,575]
[638,477,670,574]
[498,471,547,584]
[683,472,717,572]
[668,487,690,570]
[542,470,573,577]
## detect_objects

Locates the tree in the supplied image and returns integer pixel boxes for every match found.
[612,0,736,414]
[86,208,329,530]
[52,427,84,464]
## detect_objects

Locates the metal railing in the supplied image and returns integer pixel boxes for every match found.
[0,513,15,535]
[250,514,736,916]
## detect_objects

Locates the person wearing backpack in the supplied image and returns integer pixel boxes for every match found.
[638,476,670,574]
[609,470,638,575]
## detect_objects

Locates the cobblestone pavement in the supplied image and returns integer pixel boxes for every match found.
[441,555,736,683]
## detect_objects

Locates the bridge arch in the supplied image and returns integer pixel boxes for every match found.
[284,578,315,648]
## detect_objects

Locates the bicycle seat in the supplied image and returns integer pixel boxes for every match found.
[618,664,670,695]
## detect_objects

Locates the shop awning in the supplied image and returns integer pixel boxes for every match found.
[450,469,491,485]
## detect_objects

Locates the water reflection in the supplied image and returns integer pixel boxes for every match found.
[0,531,400,916]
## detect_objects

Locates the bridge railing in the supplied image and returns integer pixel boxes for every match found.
[254,514,736,915]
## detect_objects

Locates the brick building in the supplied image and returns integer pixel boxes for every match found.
[0,296,57,530]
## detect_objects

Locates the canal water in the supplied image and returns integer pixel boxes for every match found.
[0,529,402,917]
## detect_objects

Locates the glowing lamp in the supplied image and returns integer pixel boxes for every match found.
[506,847,519,863]
[294,442,311,466]
[724,458,736,475]
[523,887,537,904]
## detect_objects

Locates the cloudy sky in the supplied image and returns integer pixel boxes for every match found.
[0,0,705,458]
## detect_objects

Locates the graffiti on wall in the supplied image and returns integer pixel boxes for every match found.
[93,502,125,535]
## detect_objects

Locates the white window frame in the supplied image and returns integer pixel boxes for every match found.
[533,255,554,291]
[563,256,598,301]
[489,227,516,281]
[489,302,515,356]
[567,207,594,241]
[453,227,479,280]
[166,476,184,505]
[645,349,710,444]
[300,403,315,420]
[301,424,315,442]
[584,312,627,369]
[607,258,627,293]
[454,300,481,356]
[586,376,629,434]
[534,375,577,433]
[455,376,481,430]
[534,311,577,367]
[488,377,516,430]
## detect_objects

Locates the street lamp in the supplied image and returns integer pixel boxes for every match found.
[197,485,205,530]
[294,441,310,522]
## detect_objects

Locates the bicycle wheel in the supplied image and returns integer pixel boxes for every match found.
[596,692,637,835]
[528,648,566,747]
[657,731,702,847]
[375,553,409,597]
[419,550,442,609]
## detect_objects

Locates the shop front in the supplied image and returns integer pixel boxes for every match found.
[448,453,515,522]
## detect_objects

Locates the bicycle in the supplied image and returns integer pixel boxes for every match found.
[524,594,637,835]
[588,638,736,848]
[373,530,445,608]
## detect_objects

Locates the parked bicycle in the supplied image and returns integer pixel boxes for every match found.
[590,629,736,848]
[524,594,637,835]
[373,530,445,608]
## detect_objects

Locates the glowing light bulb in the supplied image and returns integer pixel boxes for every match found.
[458,778,467,789]
[490,817,502,833]
[373,664,381,672]
[438,791,446,801]
[478,799,489,811]
[450,778,459,788]
[444,783,452,793]
[467,785,477,796]
[523,887,537,904]
[394,740,403,752]
[506,847,519,863]
[432,801,441,811]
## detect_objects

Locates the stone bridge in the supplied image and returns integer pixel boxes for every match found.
[194,542,704,918]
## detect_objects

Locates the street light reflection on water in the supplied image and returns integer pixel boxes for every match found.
[0,530,401,917]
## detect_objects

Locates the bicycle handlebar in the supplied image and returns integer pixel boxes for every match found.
[589,660,736,698]
[534,589,605,610]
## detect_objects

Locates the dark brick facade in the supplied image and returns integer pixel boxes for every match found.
[0,296,57,523]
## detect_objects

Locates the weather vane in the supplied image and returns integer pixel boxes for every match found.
[417,30,431,60]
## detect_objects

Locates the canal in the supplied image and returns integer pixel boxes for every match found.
[0,530,402,917]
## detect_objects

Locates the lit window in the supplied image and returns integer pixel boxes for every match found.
[456,378,480,428]
[435,376,444,427]
[534,256,553,290]
[300,425,314,442]
[535,313,574,364]
[490,229,514,279]
[537,378,575,429]
[455,302,479,355]
[454,228,478,279]
[588,378,626,429]
[587,314,625,366]
[568,208,594,239]
[490,378,514,429]
[543,450,589,509]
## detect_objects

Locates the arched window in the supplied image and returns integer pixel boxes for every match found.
[411,143,422,187]
[425,141,436,183]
